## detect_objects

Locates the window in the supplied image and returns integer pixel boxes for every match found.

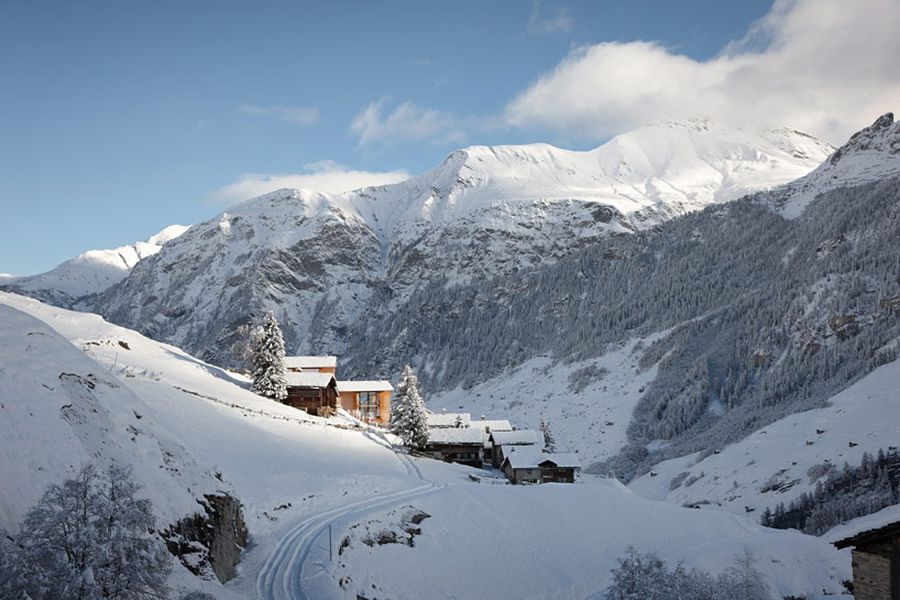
[358,391,380,421]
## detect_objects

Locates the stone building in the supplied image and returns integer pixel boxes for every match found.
[833,520,900,600]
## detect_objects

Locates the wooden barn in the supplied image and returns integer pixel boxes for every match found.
[421,427,484,468]
[500,447,581,485]
[833,519,900,600]
[489,429,544,469]
[337,380,393,425]
[283,371,338,416]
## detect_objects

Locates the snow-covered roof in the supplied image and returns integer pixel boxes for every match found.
[284,355,337,370]
[427,412,471,428]
[502,447,581,470]
[490,429,544,447]
[285,371,335,388]
[426,427,485,445]
[471,419,513,433]
[337,380,393,393]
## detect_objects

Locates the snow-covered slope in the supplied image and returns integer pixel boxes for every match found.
[1,224,188,305]
[629,356,900,516]
[0,292,855,599]
[91,120,832,368]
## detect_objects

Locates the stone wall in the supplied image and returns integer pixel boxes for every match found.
[851,544,892,600]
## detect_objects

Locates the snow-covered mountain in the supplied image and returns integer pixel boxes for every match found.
[1,224,188,306]
[88,119,833,368]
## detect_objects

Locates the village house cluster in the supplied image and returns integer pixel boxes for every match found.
[422,411,581,485]
[275,356,580,485]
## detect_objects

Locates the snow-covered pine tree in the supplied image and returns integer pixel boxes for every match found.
[251,310,287,401]
[540,417,556,453]
[390,364,429,449]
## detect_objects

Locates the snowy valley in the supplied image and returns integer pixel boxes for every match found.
[2,114,900,600]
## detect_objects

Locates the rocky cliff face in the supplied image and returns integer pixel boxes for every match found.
[162,493,248,584]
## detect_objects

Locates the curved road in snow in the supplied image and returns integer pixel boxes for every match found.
[255,451,444,600]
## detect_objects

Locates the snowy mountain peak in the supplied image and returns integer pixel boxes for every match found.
[1,224,190,305]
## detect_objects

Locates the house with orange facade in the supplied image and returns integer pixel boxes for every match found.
[281,355,392,426]
[337,380,393,426]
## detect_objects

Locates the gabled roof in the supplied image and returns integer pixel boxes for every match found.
[427,412,471,428]
[501,446,581,470]
[425,427,484,445]
[337,380,394,393]
[833,520,900,549]
[471,419,513,433]
[285,371,335,388]
[490,429,544,447]
[284,355,337,370]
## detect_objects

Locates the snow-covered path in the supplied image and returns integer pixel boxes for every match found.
[255,451,445,600]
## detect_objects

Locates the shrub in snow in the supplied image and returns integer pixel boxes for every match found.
[0,463,172,600]
[604,546,769,600]
[251,310,287,401]
[390,365,429,450]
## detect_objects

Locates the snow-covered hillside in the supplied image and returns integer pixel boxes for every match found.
[0,291,854,599]
[629,356,900,516]
[0,224,188,305]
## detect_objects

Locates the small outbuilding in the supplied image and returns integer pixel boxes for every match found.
[833,520,900,600]
[421,427,484,468]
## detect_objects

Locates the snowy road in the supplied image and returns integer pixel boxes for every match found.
[255,451,446,600]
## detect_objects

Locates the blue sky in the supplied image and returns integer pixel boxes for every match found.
[2,0,898,274]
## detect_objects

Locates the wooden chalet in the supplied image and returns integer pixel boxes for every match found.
[337,380,393,426]
[500,446,581,485]
[489,429,544,469]
[283,370,338,417]
[421,427,484,468]
[834,519,900,600]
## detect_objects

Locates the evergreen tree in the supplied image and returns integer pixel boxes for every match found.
[390,365,429,449]
[251,310,287,401]
[1,463,172,600]
[540,417,557,453]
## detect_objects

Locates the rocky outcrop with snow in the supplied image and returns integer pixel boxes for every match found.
[772,113,900,217]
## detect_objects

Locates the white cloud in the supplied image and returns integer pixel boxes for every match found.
[527,1,574,36]
[238,104,321,126]
[350,97,466,147]
[506,0,900,143]
[209,161,410,205]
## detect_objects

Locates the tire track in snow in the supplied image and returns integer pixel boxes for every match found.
[256,451,442,600]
